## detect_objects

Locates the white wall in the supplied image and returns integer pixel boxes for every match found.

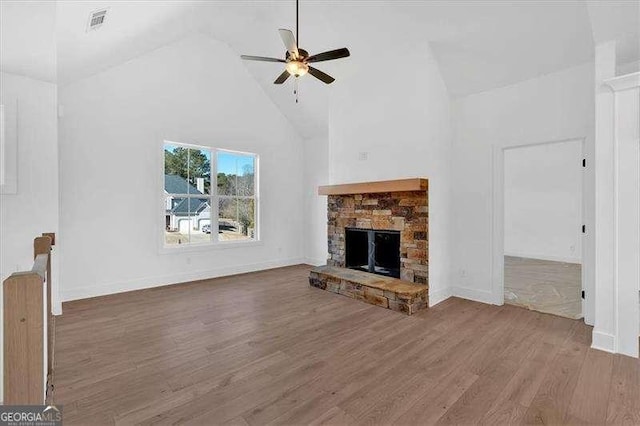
[618,59,640,76]
[327,41,453,306]
[504,140,583,263]
[303,135,329,265]
[451,63,595,320]
[58,34,305,301]
[0,71,59,403]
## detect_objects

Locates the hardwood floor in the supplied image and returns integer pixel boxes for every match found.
[504,256,582,319]
[53,265,640,425]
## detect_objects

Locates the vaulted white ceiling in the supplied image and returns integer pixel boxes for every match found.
[2,1,638,139]
[1,1,57,83]
[428,1,595,96]
[56,0,199,86]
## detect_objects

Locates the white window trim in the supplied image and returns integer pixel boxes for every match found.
[159,140,260,253]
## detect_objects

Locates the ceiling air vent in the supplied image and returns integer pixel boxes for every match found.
[86,8,108,32]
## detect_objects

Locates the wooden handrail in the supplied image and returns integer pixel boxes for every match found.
[33,234,54,389]
[32,254,48,278]
[3,233,55,404]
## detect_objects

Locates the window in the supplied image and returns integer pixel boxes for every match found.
[163,141,258,247]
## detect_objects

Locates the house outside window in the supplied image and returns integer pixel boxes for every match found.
[163,141,258,247]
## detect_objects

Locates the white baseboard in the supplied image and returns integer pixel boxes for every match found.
[304,257,328,267]
[451,286,497,305]
[504,251,581,264]
[61,257,306,302]
[429,287,452,307]
[591,329,616,353]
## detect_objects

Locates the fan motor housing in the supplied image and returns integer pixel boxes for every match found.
[286,49,309,61]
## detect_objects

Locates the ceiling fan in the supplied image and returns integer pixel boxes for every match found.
[240,0,350,89]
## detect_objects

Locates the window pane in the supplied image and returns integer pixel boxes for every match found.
[218,198,238,240]
[218,198,255,241]
[217,151,255,196]
[165,195,190,245]
[189,197,212,244]
[165,144,189,195]
[188,148,211,195]
[164,197,211,245]
[164,144,211,195]
[238,198,256,239]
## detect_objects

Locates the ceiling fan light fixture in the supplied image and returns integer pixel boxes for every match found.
[240,0,349,92]
[286,60,309,77]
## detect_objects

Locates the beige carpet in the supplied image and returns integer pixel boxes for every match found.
[504,256,582,319]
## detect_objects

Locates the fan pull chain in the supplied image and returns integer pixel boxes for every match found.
[294,77,299,103]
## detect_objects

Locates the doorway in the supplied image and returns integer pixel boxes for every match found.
[502,139,583,319]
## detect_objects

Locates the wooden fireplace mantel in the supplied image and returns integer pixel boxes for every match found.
[318,178,428,196]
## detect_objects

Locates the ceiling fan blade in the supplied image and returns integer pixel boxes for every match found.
[278,29,299,58]
[241,55,286,63]
[274,70,290,84]
[307,48,350,63]
[308,66,335,84]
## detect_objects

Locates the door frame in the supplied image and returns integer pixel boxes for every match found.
[491,137,587,318]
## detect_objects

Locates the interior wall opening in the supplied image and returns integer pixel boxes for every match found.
[503,139,584,319]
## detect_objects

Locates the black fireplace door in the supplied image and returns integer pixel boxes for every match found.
[345,228,400,278]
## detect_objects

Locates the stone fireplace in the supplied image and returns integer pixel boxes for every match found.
[308,178,429,315]
[325,182,428,286]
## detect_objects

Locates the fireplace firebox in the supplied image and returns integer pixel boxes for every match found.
[345,228,401,278]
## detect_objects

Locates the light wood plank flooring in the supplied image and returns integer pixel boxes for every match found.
[504,256,582,319]
[53,265,639,425]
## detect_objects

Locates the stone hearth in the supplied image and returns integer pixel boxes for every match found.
[309,266,428,315]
